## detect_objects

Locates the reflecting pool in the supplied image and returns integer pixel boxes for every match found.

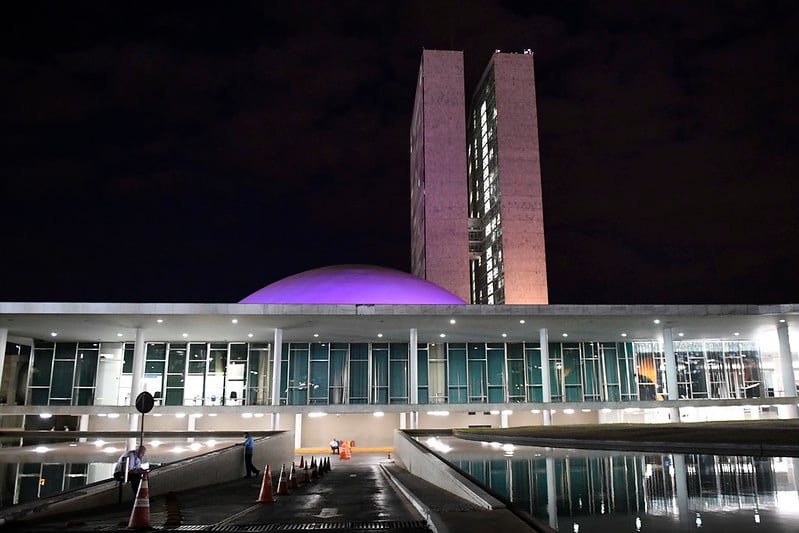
[427,436,799,532]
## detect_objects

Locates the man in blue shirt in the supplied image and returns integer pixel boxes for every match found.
[242,432,260,478]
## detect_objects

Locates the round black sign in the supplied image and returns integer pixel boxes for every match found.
[135,391,155,414]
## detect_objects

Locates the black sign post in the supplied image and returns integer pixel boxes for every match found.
[135,392,154,447]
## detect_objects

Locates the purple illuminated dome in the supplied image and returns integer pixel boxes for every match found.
[240,265,467,305]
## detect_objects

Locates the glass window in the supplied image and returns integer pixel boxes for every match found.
[525,343,543,402]
[389,344,408,404]
[417,344,429,404]
[74,349,98,387]
[372,345,388,404]
[329,345,347,404]
[448,343,467,403]
[309,344,329,405]
[51,361,74,400]
[31,347,53,387]
[349,343,368,404]
[487,346,505,403]
[428,343,447,404]
[188,343,207,374]
[286,344,309,405]
[54,343,77,361]
[123,344,134,374]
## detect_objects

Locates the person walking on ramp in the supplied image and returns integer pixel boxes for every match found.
[241,432,260,478]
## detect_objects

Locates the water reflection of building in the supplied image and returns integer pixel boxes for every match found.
[454,451,799,530]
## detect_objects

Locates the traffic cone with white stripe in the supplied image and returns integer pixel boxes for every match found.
[298,456,305,469]
[127,472,151,529]
[257,464,274,503]
[275,464,290,496]
[300,461,311,484]
[288,462,298,489]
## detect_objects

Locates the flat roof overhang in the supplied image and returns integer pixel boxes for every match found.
[1,302,797,344]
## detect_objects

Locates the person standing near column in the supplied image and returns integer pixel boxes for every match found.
[241,432,260,478]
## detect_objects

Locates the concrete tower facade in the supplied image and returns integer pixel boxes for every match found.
[467,51,548,304]
[410,50,471,303]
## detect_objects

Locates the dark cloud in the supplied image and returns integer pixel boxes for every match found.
[1,1,797,304]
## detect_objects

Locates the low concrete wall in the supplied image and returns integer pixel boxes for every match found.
[392,429,503,510]
[0,431,294,525]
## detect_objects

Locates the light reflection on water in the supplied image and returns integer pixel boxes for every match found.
[436,437,799,532]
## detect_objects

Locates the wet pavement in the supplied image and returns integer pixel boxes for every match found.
[2,452,540,532]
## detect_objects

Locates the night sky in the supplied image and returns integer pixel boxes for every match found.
[2,2,798,305]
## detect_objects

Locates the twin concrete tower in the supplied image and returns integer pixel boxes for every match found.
[410,49,548,304]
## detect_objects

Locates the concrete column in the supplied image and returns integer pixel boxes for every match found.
[777,323,798,419]
[500,411,509,428]
[187,414,197,442]
[663,328,681,422]
[778,323,796,396]
[663,328,678,399]
[0,328,7,396]
[399,412,407,430]
[127,328,146,451]
[271,329,283,430]
[130,328,145,403]
[409,328,418,404]
[127,413,139,451]
[294,413,302,449]
[271,329,283,406]
[79,414,89,443]
[540,328,552,426]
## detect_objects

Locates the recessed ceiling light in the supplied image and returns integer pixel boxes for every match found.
[449,319,456,324]
[182,333,188,338]
[779,319,786,323]
[247,333,254,338]
[734,332,740,336]
[678,332,685,337]
[116,333,123,337]
[653,319,661,324]
[562,333,568,337]
[50,332,58,337]
[377,333,383,338]
[313,333,319,338]
[439,333,446,338]
[501,333,507,337]
[621,333,628,337]
[231,319,238,324]
[519,319,526,324]
[156,319,163,324]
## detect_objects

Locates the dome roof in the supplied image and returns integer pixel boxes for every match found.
[239,264,467,305]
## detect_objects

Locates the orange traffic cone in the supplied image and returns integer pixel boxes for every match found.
[317,457,324,477]
[340,441,351,460]
[257,464,274,503]
[300,462,310,484]
[127,472,151,529]
[298,456,305,469]
[325,457,331,472]
[275,464,290,495]
[288,462,298,489]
